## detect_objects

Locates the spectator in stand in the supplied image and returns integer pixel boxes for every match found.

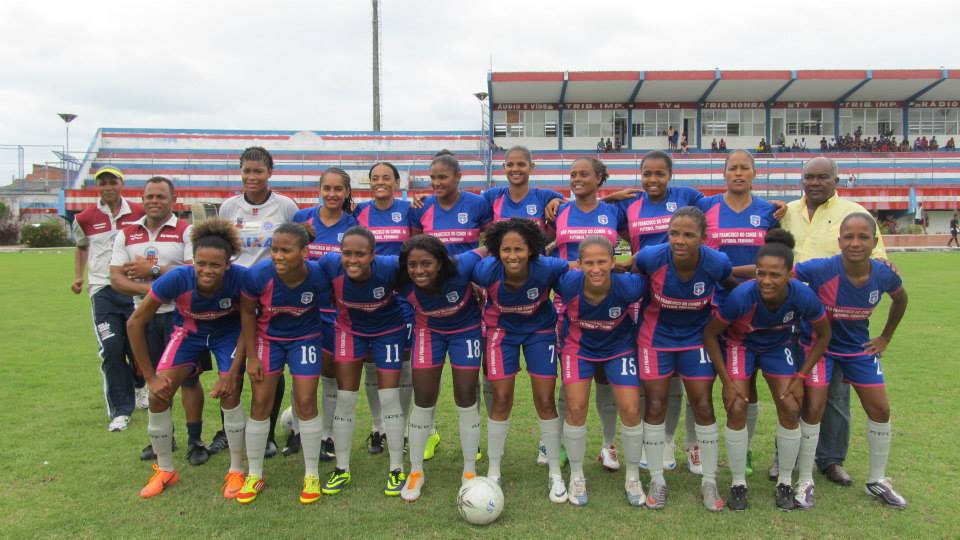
[946,137,956,150]
[756,139,765,153]
[800,138,807,150]
[615,137,623,152]
[711,138,719,151]
[921,136,929,151]
[820,137,828,151]
[671,129,680,151]
[914,203,927,234]
[605,138,613,153]
[930,136,939,151]
[667,126,676,151]
[948,213,959,247]
[719,138,727,152]
[776,133,786,150]
[597,138,605,152]
[680,134,689,153]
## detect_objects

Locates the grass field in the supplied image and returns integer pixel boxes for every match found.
[1,251,958,539]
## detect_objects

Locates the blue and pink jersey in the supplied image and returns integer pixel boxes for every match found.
[410,192,492,255]
[555,272,646,361]
[354,199,414,256]
[471,255,569,333]
[242,260,330,341]
[552,201,625,261]
[484,186,563,232]
[795,256,903,356]
[634,243,733,350]
[149,265,246,335]
[697,194,778,267]
[717,279,825,352]
[317,253,405,337]
[292,207,358,260]
[398,251,483,334]
[617,187,703,253]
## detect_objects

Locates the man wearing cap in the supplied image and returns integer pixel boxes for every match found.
[71,167,147,432]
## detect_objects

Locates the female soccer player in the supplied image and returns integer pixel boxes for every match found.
[410,152,493,254]
[316,227,409,497]
[552,157,627,473]
[396,235,485,501]
[130,219,246,499]
[483,145,563,235]
[631,207,739,511]
[236,223,331,505]
[471,218,572,503]
[556,236,646,507]
[703,230,831,512]
[795,213,909,509]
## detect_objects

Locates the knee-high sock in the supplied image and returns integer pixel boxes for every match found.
[408,405,434,474]
[595,383,617,447]
[621,422,644,483]
[746,402,760,446]
[557,384,567,426]
[398,361,413,424]
[539,417,563,477]
[222,404,246,473]
[665,377,683,442]
[320,376,337,440]
[148,408,174,472]
[378,388,405,471]
[333,390,359,471]
[457,404,481,476]
[299,415,323,477]
[365,363,383,433]
[644,421,666,483]
[725,426,748,486]
[487,418,509,480]
[866,419,892,483]
[563,422,587,479]
[268,376,284,444]
[685,401,697,449]
[798,419,820,484]
[776,423,802,485]
[695,422,720,484]
[245,418,270,477]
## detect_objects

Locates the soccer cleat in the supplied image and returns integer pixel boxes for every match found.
[548,474,567,503]
[663,440,678,471]
[865,478,908,509]
[746,450,754,476]
[282,432,301,457]
[400,471,424,502]
[139,464,178,498]
[385,469,406,496]
[727,484,748,511]
[237,474,264,504]
[794,480,815,509]
[264,440,278,459]
[367,431,384,455]
[646,479,668,509]
[423,431,441,461]
[775,483,796,511]
[567,476,588,506]
[536,441,548,465]
[207,430,228,455]
[322,468,352,495]
[187,442,210,466]
[140,438,176,461]
[300,475,321,504]
[686,445,702,475]
[319,438,335,461]
[624,478,646,507]
[768,459,779,482]
[222,471,245,499]
[108,415,130,432]
[598,444,620,472]
[701,481,725,512]
[135,386,149,410]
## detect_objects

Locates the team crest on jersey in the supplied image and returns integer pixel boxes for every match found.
[373,287,386,299]
[391,212,402,223]
[219,298,232,309]
[598,214,609,225]
[526,204,538,216]
[666,202,678,212]
[693,282,705,296]
[783,311,794,324]
[144,247,159,264]
[263,222,274,231]
[300,292,314,304]
[608,306,622,318]
[750,215,761,227]
[457,212,469,224]
[526,288,539,300]
[337,233,344,242]
[446,291,460,303]
[869,290,880,304]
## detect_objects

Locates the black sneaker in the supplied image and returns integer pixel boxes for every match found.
[775,483,796,511]
[207,430,229,455]
[264,440,278,459]
[727,484,748,511]
[187,442,210,466]
[864,478,908,509]
[367,431,385,455]
[282,432,301,457]
[319,437,336,461]
[140,438,177,461]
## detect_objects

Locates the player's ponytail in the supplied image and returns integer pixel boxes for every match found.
[757,228,796,270]
[191,218,242,260]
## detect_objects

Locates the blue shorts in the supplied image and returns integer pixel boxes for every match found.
[334,325,408,371]
[410,326,483,370]
[485,327,557,381]
[806,352,885,388]
[320,311,336,355]
[562,352,641,388]
[257,334,323,378]
[725,342,799,381]
[158,327,239,376]
[638,346,716,381]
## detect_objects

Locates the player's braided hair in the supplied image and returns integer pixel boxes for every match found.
[321,167,353,214]
[274,222,312,248]
[573,157,609,186]
[240,146,274,170]
[669,206,707,238]
[191,218,241,259]
[484,218,545,262]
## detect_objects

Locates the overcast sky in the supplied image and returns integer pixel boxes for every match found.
[1,0,957,184]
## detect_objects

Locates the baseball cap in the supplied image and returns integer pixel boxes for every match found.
[94,167,125,181]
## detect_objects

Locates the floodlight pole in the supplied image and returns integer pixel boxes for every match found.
[58,113,77,182]
[474,92,491,186]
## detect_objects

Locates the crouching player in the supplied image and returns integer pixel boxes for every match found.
[128,219,247,498]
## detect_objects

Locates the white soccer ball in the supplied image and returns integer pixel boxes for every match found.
[457,476,504,525]
[280,406,295,436]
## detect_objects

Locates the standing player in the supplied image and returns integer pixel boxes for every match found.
[795,213,909,509]
[484,145,563,235]
[948,213,959,248]
[71,167,146,431]
[556,236,646,507]
[216,146,299,458]
[128,220,247,498]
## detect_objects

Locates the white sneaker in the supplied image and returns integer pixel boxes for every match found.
[400,470,424,502]
[598,444,620,471]
[536,440,548,465]
[663,440,677,471]
[794,480,815,509]
[567,476,588,506]
[548,474,567,503]
[686,445,702,475]
[625,478,646,507]
[135,387,149,410]
[108,415,130,432]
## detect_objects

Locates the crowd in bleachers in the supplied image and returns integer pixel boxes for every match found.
[762,127,957,153]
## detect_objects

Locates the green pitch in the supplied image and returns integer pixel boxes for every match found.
[1,251,957,538]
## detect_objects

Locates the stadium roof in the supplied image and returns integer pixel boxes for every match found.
[489,69,958,107]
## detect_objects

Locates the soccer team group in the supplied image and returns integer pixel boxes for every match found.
[71,144,909,514]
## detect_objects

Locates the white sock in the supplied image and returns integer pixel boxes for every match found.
[408,405,434,474]
[378,388,405,471]
[725,426,748,486]
[222,404,246,473]
[665,377,683,442]
[299,415,323,477]
[333,390,359,471]
[399,361,413,424]
[621,422,644,483]
[365,363,383,433]
[245,417,270,477]
[644,421,666,483]
[695,422,720,484]
[457,404,481,476]
[595,383,617,447]
[148,408,174,472]
[684,400,696,449]
[866,419,892,483]
[563,422,587,479]
[486,418,509,480]
[746,402,760,446]
[776,423,802,485]
[321,376,338,440]
[539,417,563,477]
[798,419,820,484]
